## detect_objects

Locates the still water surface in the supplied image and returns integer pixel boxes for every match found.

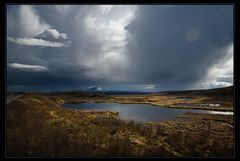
[63,102,233,122]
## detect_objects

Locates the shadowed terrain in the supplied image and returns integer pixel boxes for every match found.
[6,86,234,157]
[49,86,233,111]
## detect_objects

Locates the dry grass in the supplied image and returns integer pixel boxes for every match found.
[7,94,233,157]
[108,95,233,111]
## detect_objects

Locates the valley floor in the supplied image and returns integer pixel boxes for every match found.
[59,93,233,111]
[7,94,234,157]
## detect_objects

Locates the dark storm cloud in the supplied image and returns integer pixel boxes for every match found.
[7,5,137,91]
[6,5,233,92]
[125,5,233,90]
[7,65,103,92]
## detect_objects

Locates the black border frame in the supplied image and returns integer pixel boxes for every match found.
[2,0,239,159]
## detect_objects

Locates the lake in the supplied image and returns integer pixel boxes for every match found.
[176,97,193,100]
[63,102,233,122]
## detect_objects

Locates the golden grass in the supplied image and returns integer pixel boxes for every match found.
[7,94,233,157]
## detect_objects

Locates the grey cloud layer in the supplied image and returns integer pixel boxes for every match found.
[126,5,233,90]
[7,37,69,47]
[7,5,70,48]
[7,5,233,92]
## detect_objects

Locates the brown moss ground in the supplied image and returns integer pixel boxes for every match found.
[57,93,233,111]
[7,94,233,157]
[109,95,233,111]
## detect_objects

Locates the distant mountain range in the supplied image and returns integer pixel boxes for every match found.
[101,90,152,95]
[86,86,103,92]
[81,86,151,94]
[8,85,233,97]
[84,85,234,95]
[159,85,233,96]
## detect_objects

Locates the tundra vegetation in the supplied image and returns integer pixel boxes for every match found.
[7,87,233,157]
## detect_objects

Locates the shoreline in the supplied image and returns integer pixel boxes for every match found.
[64,99,234,112]
[7,94,234,157]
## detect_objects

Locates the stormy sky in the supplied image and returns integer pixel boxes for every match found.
[7,5,233,92]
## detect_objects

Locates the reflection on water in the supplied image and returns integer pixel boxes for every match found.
[63,102,233,122]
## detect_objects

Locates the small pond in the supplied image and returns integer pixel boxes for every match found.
[63,102,233,122]
[176,97,193,100]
